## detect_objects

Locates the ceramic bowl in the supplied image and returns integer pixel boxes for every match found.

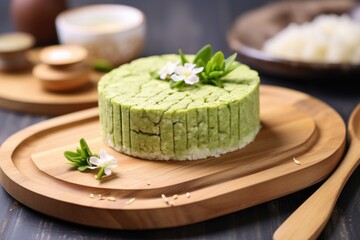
[227,0,360,81]
[56,4,145,67]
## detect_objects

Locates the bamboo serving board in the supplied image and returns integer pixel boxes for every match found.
[0,50,101,115]
[0,85,346,229]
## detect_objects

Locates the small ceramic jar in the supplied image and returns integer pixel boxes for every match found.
[11,0,67,46]
[0,32,35,71]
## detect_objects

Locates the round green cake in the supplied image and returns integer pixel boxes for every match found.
[98,55,260,160]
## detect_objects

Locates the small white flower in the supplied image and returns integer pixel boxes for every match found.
[158,61,179,80]
[171,63,203,85]
[89,150,117,177]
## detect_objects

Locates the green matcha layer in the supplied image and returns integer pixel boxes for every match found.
[98,55,260,160]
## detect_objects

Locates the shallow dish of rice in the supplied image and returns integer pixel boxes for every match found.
[227,0,360,81]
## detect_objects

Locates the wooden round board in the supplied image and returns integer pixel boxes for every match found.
[0,49,101,115]
[0,85,346,229]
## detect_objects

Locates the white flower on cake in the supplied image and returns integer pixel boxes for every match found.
[89,150,117,179]
[158,61,179,80]
[171,63,204,85]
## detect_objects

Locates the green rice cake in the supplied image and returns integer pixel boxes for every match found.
[98,55,260,160]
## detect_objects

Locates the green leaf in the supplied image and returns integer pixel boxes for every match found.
[92,59,114,73]
[209,71,224,79]
[212,51,225,70]
[196,59,206,68]
[212,79,224,88]
[225,53,237,71]
[150,71,160,79]
[76,148,82,155]
[205,61,214,75]
[77,165,90,172]
[64,151,79,160]
[200,71,208,80]
[64,138,108,181]
[193,44,212,66]
[220,61,225,71]
[80,138,92,157]
[222,64,237,77]
[178,49,188,65]
[170,80,184,89]
[67,158,81,164]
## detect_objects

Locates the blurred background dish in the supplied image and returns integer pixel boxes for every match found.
[10,0,66,46]
[0,32,34,71]
[39,45,88,66]
[227,0,360,81]
[56,4,145,68]
[33,45,90,92]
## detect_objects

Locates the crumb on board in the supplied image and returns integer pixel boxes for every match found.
[9,202,19,212]
[169,201,175,207]
[293,157,301,165]
[161,194,169,205]
[97,194,102,200]
[89,193,95,199]
[106,197,116,202]
[126,198,136,205]
[186,192,191,198]
[173,194,179,200]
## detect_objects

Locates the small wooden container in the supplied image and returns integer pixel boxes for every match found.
[0,32,34,71]
[33,45,90,92]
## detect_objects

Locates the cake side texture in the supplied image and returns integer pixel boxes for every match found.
[98,55,260,160]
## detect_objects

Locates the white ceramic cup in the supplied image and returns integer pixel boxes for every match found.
[56,4,145,67]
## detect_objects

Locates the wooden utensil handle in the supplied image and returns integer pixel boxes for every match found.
[273,141,360,240]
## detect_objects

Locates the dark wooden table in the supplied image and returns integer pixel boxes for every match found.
[1,0,360,239]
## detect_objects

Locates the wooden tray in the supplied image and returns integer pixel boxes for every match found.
[0,50,101,115]
[0,85,346,229]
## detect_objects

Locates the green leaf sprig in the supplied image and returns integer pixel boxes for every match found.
[64,138,98,172]
[177,44,237,88]
[92,59,114,73]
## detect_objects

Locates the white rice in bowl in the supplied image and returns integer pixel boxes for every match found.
[263,14,360,64]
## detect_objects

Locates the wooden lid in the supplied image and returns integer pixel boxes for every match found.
[33,63,90,91]
[39,45,88,66]
[0,32,35,54]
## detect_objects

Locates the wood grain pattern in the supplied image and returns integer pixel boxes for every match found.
[0,85,346,229]
[0,49,101,115]
[274,104,360,240]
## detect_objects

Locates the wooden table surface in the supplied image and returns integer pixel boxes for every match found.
[1,0,360,239]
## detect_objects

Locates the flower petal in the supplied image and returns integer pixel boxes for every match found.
[89,156,100,166]
[174,65,184,75]
[160,73,167,80]
[193,67,204,74]
[185,75,199,84]
[158,61,179,80]
[171,74,184,82]
[99,150,107,159]
[184,63,196,69]
[108,162,118,168]
[104,168,112,176]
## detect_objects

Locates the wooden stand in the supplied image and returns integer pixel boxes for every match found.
[0,48,100,115]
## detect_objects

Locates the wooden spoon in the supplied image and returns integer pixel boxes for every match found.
[273,104,360,240]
